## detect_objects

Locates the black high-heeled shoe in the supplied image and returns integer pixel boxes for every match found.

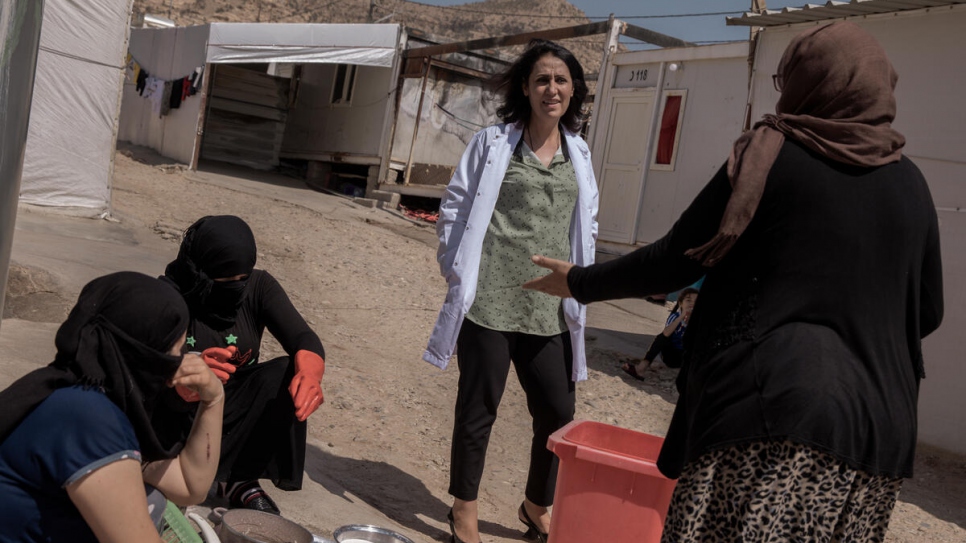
[518,502,548,543]
[447,508,470,543]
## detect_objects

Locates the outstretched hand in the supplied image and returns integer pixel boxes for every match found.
[522,255,574,299]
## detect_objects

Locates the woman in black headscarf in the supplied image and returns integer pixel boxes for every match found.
[162,215,326,515]
[0,272,224,543]
[525,22,943,542]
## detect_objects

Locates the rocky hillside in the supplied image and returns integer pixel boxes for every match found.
[132,0,606,73]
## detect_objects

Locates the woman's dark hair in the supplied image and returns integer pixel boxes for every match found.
[493,39,589,133]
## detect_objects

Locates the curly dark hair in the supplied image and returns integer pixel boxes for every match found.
[493,39,589,133]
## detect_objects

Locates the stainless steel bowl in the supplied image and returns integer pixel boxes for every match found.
[332,525,416,543]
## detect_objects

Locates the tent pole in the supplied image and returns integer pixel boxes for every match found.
[0,0,45,329]
[376,28,407,195]
[403,57,430,186]
[190,62,214,171]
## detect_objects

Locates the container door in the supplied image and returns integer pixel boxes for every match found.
[594,91,655,244]
[200,64,290,171]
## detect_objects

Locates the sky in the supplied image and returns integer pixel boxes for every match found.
[409,0,807,47]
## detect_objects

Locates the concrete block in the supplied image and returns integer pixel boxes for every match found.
[369,190,401,209]
[352,197,377,209]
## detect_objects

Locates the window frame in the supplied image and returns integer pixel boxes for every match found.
[330,63,358,107]
[650,89,688,172]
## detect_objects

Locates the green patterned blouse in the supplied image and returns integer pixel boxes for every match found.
[465,140,578,335]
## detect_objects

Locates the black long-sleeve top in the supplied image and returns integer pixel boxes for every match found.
[569,140,944,479]
[185,269,325,365]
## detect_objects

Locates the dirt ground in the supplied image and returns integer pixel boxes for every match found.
[2,145,965,542]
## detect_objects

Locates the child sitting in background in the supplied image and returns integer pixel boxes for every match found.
[622,288,698,380]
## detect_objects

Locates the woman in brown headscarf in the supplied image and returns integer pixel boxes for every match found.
[525,22,943,541]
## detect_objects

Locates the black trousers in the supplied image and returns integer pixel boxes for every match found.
[644,333,683,369]
[449,318,575,506]
[153,356,306,491]
[218,356,307,490]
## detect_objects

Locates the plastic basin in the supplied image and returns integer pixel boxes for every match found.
[547,420,677,543]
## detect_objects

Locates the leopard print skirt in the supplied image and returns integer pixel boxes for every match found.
[660,440,902,543]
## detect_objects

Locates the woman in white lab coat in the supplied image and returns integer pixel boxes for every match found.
[423,39,598,543]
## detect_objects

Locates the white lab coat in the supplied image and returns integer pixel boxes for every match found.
[422,122,599,381]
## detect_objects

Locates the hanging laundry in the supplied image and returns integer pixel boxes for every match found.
[124,54,136,83]
[136,67,149,95]
[126,51,203,110]
[191,66,204,94]
[160,80,173,116]
[168,77,185,110]
[143,76,165,115]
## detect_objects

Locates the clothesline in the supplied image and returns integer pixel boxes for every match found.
[125,53,205,118]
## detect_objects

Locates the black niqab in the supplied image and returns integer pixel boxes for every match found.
[0,272,190,461]
[164,215,257,329]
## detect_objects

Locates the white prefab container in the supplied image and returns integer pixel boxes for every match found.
[740,2,966,457]
[282,63,396,165]
[119,23,404,181]
[588,42,750,249]
[119,24,210,166]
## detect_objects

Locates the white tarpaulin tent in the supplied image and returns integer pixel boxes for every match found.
[19,0,134,216]
[205,23,398,67]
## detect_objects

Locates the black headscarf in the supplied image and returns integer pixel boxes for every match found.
[163,215,257,329]
[0,272,189,461]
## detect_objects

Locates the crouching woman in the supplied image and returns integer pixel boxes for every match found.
[0,272,223,543]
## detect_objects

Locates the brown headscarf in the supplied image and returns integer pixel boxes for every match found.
[686,21,906,266]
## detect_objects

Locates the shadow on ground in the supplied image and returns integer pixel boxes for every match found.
[304,445,523,542]
[900,446,966,530]
[117,141,181,167]
[196,159,309,190]
[585,327,679,403]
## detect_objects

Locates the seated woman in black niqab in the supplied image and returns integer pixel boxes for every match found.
[0,272,224,543]
[161,215,327,515]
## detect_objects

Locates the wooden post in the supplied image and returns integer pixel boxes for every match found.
[750,0,767,41]
[403,57,430,186]
[376,28,407,193]
[745,0,766,130]
[586,16,622,151]
[189,62,214,171]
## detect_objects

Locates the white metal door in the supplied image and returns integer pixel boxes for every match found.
[594,91,655,243]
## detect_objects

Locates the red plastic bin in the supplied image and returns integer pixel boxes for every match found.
[547,420,677,543]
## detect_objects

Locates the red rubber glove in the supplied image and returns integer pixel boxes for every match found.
[288,350,325,421]
[202,346,238,384]
[176,384,200,403]
[175,346,237,402]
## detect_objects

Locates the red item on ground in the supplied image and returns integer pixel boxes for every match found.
[288,350,325,421]
[400,205,439,223]
[546,420,677,543]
